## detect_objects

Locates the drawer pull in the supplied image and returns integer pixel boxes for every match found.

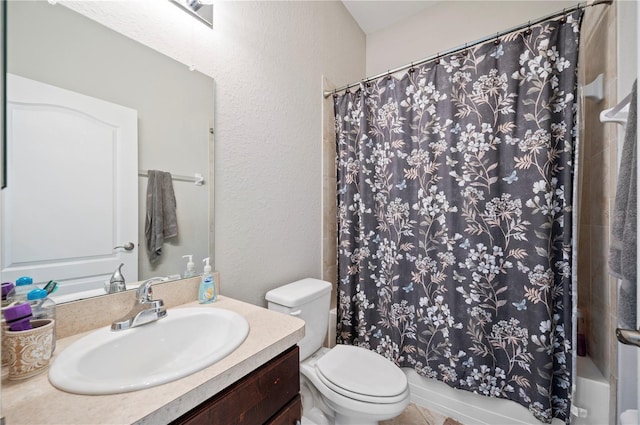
[290,309,302,316]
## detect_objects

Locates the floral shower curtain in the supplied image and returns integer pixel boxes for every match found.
[334,12,583,424]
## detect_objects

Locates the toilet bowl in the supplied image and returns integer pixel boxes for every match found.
[301,346,410,425]
[266,278,410,425]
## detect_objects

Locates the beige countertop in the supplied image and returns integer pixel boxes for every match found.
[2,296,305,424]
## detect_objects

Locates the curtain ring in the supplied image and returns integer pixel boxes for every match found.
[462,43,468,56]
[525,21,532,36]
[494,32,501,45]
[409,62,415,73]
[435,53,441,65]
[332,88,338,99]
[560,8,567,23]
[387,70,392,81]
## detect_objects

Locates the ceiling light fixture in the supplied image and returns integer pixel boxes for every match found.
[170,0,213,28]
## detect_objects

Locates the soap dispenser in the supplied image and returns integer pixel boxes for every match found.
[182,255,196,278]
[198,257,216,304]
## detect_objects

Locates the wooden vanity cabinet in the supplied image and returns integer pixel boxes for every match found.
[171,346,301,425]
[265,394,302,425]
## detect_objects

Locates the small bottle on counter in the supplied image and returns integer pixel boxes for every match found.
[198,257,216,304]
[14,276,34,302]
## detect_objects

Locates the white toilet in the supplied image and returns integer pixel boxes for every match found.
[266,278,410,425]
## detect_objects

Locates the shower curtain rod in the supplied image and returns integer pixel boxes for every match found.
[323,0,613,98]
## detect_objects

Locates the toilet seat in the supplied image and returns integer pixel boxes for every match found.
[315,344,408,404]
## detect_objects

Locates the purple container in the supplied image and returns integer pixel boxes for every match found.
[1,282,15,300]
[3,303,33,331]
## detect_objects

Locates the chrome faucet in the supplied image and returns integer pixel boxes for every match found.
[111,277,167,331]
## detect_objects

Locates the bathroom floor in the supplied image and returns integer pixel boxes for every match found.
[380,403,464,425]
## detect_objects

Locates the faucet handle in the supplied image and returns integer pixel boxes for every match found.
[137,284,153,302]
[135,277,166,303]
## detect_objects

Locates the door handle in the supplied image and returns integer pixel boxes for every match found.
[114,242,135,251]
[616,328,640,347]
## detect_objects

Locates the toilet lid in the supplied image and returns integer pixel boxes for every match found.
[315,344,407,400]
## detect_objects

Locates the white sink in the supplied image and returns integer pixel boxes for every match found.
[49,307,250,395]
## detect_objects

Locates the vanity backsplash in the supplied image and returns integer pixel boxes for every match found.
[56,274,219,339]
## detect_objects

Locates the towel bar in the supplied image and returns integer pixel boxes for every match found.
[138,170,205,186]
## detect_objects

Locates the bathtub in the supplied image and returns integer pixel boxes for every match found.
[326,309,609,424]
[406,356,609,425]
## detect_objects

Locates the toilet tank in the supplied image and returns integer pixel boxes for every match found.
[265,278,332,361]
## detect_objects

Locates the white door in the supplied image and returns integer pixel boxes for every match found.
[1,73,138,297]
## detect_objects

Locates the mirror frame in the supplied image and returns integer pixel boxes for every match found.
[1,0,5,190]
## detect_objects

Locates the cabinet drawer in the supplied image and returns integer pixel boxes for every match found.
[265,394,301,425]
[172,346,300,425]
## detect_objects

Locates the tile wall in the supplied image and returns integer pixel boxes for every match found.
[576,2,619,422]
[322,77,338,310]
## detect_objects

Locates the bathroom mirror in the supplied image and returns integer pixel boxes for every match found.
[1,1,214,302]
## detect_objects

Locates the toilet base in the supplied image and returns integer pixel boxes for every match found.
[301,372,333,425]
[326,396,408,425]
[334,412,381,425]
[302,407,331,425]
[302,407,388,425]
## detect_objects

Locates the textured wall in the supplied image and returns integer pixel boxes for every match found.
[63,0,366,307]
[365,0,579,76]
[210,1,365,306]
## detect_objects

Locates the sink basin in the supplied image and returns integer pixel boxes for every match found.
[49,307,250,395]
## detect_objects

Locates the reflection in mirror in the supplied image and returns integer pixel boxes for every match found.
[2,1,214,302]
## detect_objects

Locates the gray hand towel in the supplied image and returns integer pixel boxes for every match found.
[609,80,637,329]
[145,170,178,263]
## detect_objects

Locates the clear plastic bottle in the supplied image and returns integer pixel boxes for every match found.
[27,289,56,353]
[14,276,34,302]
[183,255,196,278]
[1,282,15,307]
